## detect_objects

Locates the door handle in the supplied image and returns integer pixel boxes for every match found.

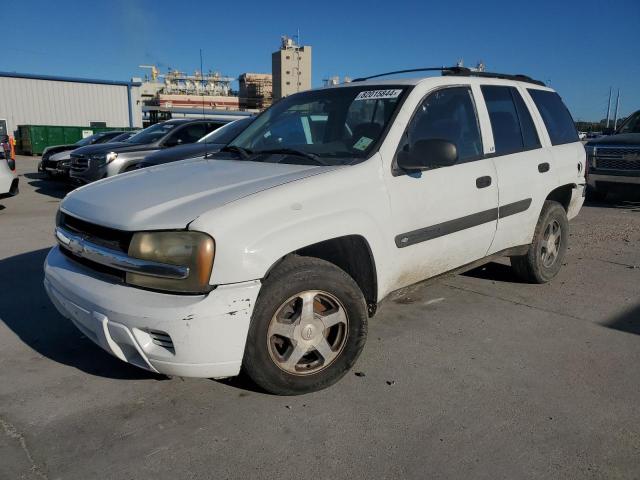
[538,162,550,173]
[476,176,492,188]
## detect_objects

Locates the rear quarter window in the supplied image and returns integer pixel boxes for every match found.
[528,90,578,145]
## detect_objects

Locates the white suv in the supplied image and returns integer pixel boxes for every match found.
[44,68,586,394]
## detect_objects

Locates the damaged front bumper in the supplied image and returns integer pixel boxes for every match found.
[44,246,261,378]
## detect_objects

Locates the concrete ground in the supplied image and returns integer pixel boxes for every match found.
[1,156,639,480]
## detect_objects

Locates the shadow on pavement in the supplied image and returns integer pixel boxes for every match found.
[604,304,640,336]
[585,189,640,212]
[462,261,521,283]
[23,172,75,200]
[0,248,163,380]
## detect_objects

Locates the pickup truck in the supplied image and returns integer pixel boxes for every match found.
[585,109,640,200]
[44,68,585,395]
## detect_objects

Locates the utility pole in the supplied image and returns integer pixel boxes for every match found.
[613,89,620,130]
[605,87,612,128]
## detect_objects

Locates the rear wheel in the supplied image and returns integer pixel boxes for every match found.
[511,201,569,284]
[243,255,368,395]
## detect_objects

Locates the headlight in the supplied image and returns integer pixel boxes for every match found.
[127,231,215,293]
[106,152,118,164]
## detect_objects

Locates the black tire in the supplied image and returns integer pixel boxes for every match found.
[511,201,569,284]
[243,255,368,395]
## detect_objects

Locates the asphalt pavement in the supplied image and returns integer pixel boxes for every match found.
[1,156,639,479]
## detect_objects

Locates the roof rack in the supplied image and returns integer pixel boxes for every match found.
[442,67,545,86]
[352,66,464,82]
[351,66,545,87]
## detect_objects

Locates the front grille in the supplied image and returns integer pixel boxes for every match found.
[59,213,133,253]
[594,146,640,172]
[59,245,125,282]
[70,154,89,172]
[595,158,640,171]
[148,330,175,352]
[595,147,640,158]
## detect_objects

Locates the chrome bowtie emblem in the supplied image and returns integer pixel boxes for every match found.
[302,325,314,341]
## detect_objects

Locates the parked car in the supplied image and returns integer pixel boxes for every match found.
[69,119,231,184]
[0,151,18,200]
[38,131,130,178]
[585,109,640,200]
[136,117,254,168]
[45,68,586,395]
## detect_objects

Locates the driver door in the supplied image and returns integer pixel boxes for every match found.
[384,86,499,289]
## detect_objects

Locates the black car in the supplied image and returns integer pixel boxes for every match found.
[586,110,640,200]
[69,119,231,184]
[137,116,254,168]
[38,131,129,177]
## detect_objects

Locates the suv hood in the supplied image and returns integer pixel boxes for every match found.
[61,158,338,230]
[586,133,640,147]
[72,142,154,156]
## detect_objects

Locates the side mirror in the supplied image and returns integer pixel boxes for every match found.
[397,139,458,171]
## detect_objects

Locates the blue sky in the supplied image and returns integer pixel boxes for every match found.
[5,0,639,121]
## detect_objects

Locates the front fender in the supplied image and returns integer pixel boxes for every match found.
[189,158,395,294]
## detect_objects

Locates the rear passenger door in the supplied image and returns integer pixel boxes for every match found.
[480,85,554,254]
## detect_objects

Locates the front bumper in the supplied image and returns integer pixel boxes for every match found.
[587,172,640,188]
[44,246,261,378]
[69,159,108,184]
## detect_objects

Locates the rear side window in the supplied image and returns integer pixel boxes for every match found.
[405,86,483,163]
[511,90,540,150]
[482,86,524,156]
[528,90,578,145]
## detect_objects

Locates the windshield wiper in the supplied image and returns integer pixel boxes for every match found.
[254,148,328,166]
[220,145,252,159]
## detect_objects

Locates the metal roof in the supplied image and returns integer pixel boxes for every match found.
[0,71,141,87]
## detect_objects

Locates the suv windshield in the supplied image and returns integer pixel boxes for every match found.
[198,117,253,144]
[617,111,640,134]
[127,123,177,144]
[228,86,408,165]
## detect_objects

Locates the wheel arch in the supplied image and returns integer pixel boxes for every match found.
[264,235,379,316]
[545,183,577,212]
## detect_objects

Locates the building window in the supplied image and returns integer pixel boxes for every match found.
[286,81,290,85]
[286,55,290,60]
[286,70,290,75]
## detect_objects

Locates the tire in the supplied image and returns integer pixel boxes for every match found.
[243,255,368,395]
[511,201,569,284]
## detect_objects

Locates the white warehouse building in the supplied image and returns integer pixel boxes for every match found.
[0,71,143,136]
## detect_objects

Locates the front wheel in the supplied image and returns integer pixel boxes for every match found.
[243,255,368,395]
[511,201,569,284]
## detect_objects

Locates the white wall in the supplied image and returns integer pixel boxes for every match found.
[0,76,142,135]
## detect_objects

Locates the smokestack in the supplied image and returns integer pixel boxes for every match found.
[605,87,612,128]
[613,89,620,130]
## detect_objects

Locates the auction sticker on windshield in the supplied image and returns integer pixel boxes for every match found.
[354,89,402,101]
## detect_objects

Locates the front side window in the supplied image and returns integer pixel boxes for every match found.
[229,86,408,165]
[168,124,207,145]
[402,86,483,163]
[528,89,578,145]
[618,111,640,134]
